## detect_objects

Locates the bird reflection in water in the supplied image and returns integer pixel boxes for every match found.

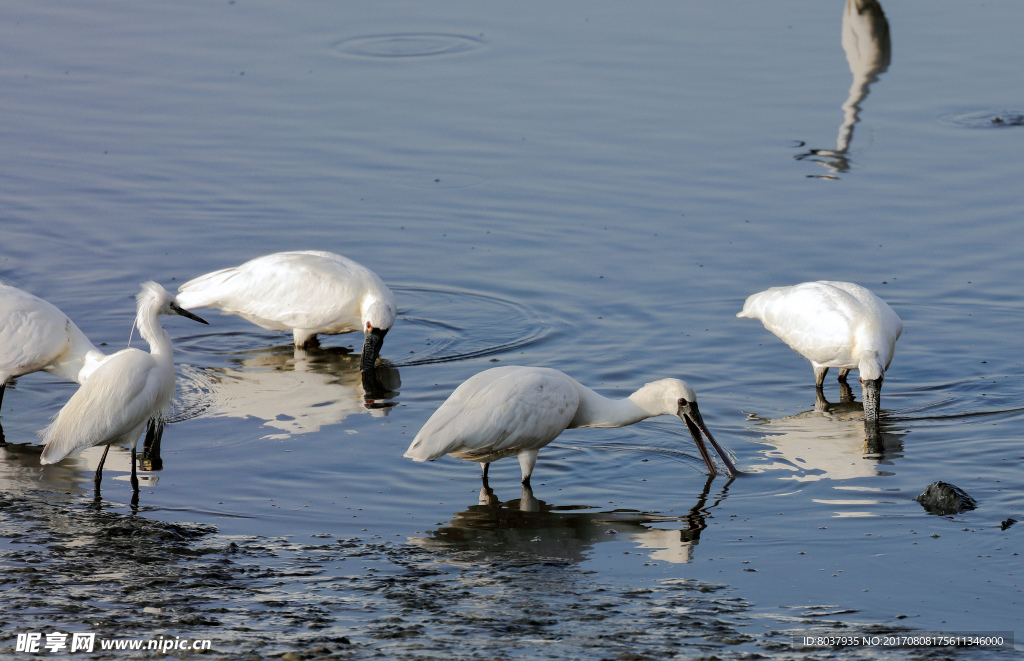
[795,0,891,176]
[748,391,906,481]
[409,478,729,564]
[174,343,400,439]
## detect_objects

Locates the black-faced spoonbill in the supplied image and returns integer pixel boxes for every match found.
[737,280,902,423]
[403,366,738,484]
[0,284,106,413]
[39,282,208,493]
[175,251,396,371]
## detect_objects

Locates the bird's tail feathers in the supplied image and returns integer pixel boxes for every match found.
[175,267,240,308]
[39,375,148,464]
[403,434,460,462]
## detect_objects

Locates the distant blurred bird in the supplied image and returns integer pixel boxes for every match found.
[837,0,891,154]
[40,282,208,492]
[737,280,902,423]
[404,366,738,483]
[176,251,396,370]
[1,284,106,412]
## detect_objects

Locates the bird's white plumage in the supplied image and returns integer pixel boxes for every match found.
[406,366,580,465]
[39,282,203,468]
[40,350,165,464]
[405,366,736,480]
[737,281,901,380]
[0,284,105,390]
[176,251,396,347]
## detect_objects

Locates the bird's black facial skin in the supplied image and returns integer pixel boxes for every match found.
[360,326,388,372]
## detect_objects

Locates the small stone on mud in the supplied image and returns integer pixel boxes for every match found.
[914,481,977,515]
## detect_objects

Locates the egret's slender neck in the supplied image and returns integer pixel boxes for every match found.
[569,383,665,429]
[136,302,172,361]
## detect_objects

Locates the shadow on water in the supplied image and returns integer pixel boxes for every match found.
[410,478,729,564]
[170,343,401,438]
[746,389,907,482]
[795,0,891,177]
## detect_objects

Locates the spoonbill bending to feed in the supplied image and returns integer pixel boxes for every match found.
[404,366,738,484]
[1,284,107,413]
[40,282,208,492]
[176,251,396,371]
[737,281,902,423]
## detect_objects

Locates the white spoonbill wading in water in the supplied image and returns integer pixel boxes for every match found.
[404,366,739,484]
[0,284,107,413]
[175,251,396,371]
[39,282,208,492]
[737,280,902,423]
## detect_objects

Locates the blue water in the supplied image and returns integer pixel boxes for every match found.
[1,1,1021,657]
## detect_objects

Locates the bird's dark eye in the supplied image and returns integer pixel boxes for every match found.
[678,397,688,407]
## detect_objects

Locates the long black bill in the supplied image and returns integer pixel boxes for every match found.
[360,327,388,372]
[861,377,882,425]
[170,301,210,325]
[681,402,739,478]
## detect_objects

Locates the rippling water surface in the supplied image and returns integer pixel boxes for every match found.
[2,1,1022,658]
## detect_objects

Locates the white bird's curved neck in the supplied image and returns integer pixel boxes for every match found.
[569,384,659,429]
[135,302,173,360]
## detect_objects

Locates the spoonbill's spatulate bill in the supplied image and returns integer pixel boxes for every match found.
[175,251,396,370]
[39,282,209,493]
[1,284,106,412]
[737,280,902,423]
[404,366,738,483]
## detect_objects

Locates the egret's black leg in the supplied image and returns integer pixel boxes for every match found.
[94,445,110,489]
[130,446,139,494]
[92,445,110,502]
[141,418,164,471]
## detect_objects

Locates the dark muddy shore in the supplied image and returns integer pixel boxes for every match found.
[2,492,1014,660]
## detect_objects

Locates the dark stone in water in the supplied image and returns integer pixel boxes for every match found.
[1001,518,1017,531]
[914,481,977,515]
[990,114,1024,126]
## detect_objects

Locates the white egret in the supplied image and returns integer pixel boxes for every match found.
[39,282,208,492]
[1,284,106,412]
[404,366,738,484]
[737,280,902,423]
[175,251,396,370]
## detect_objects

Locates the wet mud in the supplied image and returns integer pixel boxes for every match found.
[2,491,1015,660]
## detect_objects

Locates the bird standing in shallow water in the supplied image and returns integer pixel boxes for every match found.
[0,284,106,413]
[404,366,738,484]
[175,251,396,371]
[737,280,902,424]
[39,282,208,493]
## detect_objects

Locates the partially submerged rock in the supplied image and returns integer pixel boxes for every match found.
[914,481,977,515]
